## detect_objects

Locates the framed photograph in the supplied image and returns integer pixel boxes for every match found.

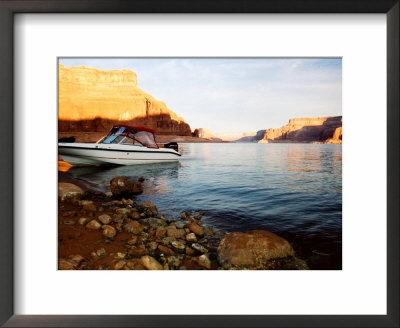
[1,1,398,327]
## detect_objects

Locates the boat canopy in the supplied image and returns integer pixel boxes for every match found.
[98,125,159,148]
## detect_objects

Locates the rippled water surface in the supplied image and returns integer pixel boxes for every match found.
[66,143,342,269]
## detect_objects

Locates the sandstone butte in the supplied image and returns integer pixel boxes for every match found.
[237,116,342,144]
[58,64,191,135]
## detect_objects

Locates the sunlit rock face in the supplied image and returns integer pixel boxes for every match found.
[235,116,342,143]
[260,116,342,143]
[58,64,191,135]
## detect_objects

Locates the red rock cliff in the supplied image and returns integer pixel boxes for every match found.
[58,64,191,135]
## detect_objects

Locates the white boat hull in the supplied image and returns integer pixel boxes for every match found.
[59,143,181,166]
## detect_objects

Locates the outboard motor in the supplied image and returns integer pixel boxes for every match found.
[58,136,76,143]
[164,142,178,152]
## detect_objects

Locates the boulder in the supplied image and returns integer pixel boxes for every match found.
[110,176,143,196]
[217,230,295,269]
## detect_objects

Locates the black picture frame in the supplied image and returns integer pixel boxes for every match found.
[0,1,398,327]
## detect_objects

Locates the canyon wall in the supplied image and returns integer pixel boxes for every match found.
[58,64,191,135]
[236,116,342,143]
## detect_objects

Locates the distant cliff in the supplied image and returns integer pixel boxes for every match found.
[58,64,191,135]
[236,116,342,144]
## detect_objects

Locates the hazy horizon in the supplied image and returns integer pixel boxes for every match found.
[59,58,342,139]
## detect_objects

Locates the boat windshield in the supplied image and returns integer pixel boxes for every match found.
[99,126,158,148]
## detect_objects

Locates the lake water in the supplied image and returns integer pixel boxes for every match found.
[65,143,342,269]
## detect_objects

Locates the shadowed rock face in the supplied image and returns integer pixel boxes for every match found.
[236,116,342,143]
[58,65,191,135]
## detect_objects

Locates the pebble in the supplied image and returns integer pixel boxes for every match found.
[185,246,195,255]
[186,233,197,242]
[174,221,186,229]
[79,200,93,206]
[158,245,175,256]
[147,241,158,252]
[116,208,131,215]
[78,217,89,225]
[96,248,106,257]
[198,254,211,269]
[140,217,167,228]
[171,240,186,251]
[83,203,97,212]
[98,214,112,225]
[192,243,208,253]
[123,221,144,234]
[130,211,141,220]
[155,227,166,238]
[63,220,75,225]
[58,259,75,270]
[127,236,138,245]
[140,255,163,270]
[161,237,176,246]
[102,225,117,238]
[166,227,186,239]
[188,222,204,236]
[205,227,215,236]
[116,252,126,259]
[167,256,182,268]
[86,220,102,230]
[122,198,134,205]
[114,260,126,270]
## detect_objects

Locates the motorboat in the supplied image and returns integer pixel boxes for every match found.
[58,125,181,166]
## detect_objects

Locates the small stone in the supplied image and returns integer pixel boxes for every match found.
[185,246,195,255]
[171,240,186,251]
[198,238,208,244]
[198,254,211,269]
[140,213,146,218]
[161,236,176,246]
[155,227,166,238]
[194,213,203,220]
[116,208,131,215]
[58,182,84,201]
[86,220,102,230]
[186,233,197,242]
[140,255,163,270]
[158,245,175,256]
[138,232,149,243]
[147,241,158,252]
[166,226,186,239]
[79,200,93,206]
[174,221,186,229]
[96,248,106,257]
[83,203,97,212]
[138,177,145,183]
[78,217,89,225]
[122,198,134,205]
[58,259,75,270]
[98,214,112,225]
[113,214,125,224]
[63,220,75,225]
[127,236,138,245]
[167,256,182,268]
[128,244,147,257]
[123,221,144,234]
[102,225,117,238]
[205,227,215,236]
[192,243,208,253]
[140,217,167,228]
[179,266,187,270]
[130,211,141,220]
[163,263,170,270]
[114,260,126,270]
[68,255,85,266]
[116,252,126,259]
[188,222,204,236]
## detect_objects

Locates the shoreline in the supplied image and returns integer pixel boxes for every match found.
[58,175,309,270]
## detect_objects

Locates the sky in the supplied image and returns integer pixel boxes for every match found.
[59,58,342,139]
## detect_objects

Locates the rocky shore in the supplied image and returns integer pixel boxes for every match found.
[58,177,309,270]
